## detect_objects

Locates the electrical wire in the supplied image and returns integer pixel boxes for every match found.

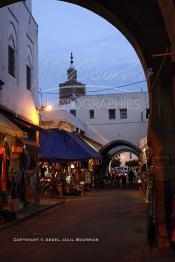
[38,79,147,95]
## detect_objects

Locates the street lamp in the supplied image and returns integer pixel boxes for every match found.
[40,104,53,111]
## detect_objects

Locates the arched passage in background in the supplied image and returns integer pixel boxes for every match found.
[100,140,140,157]
[100,141,140,174]
[108,147,140,158]
[1,0,175,249]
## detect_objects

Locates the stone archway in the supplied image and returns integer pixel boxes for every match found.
[100,140,140,157]
[1,0,175,249]
[100,141,140,171]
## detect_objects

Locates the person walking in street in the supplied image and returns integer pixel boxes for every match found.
[112,170,117,189]
[115,169,120,188]
[128,169,135,187]
[137,175,142,191]
[121,174,127,187]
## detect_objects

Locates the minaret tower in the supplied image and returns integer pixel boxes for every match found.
[59,53,86,105]
[67,53,77,82]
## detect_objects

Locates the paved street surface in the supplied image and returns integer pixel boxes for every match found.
[0,189,174,262]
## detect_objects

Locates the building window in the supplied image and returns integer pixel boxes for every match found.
[89,110,94,119]
[70,110,76,117]
[146,108,149,119]
[120,109,127,119]
[109,109,116,119]
[26,65,31,90]
[8,45,15,77]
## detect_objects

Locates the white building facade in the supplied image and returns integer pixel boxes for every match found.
[0,0,40,212]
[40,109,86,133]
[64,92,149,149]
[0,0,38,125]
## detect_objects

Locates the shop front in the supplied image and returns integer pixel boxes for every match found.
[0,113,40,218]
[39,159,100,197]
[11,138,40,209]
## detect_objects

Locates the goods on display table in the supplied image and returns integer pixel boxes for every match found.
[39,160,100,196]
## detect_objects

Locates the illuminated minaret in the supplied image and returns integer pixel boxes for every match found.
[59,53,86,105]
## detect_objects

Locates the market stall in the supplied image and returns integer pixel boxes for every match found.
[39,129,102,196]
[0,113,40,214]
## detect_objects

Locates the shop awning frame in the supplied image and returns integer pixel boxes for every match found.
[39,129,102,162]
[66,132,102,160]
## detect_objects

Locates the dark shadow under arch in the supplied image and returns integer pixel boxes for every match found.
[108,147,140,157]
[100,140,140,156]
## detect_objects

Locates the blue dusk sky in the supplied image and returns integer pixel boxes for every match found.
[32,0,147,104]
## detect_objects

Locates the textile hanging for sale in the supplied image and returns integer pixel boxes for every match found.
[0,147,6,192]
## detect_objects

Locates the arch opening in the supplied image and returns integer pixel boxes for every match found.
[100,140,140,157]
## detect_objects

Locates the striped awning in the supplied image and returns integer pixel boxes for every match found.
[0,113,25,137]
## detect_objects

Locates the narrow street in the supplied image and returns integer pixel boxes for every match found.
[0,189,174,262]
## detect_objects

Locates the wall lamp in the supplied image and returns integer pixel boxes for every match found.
[39,104,53,111]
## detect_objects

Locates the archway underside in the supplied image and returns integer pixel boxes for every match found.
[108,146,140,158]
[100,140,140,157]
